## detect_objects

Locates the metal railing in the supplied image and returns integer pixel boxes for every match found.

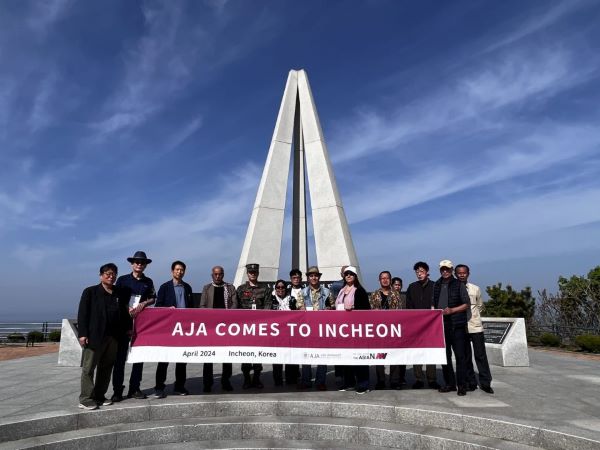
[528,324,600,342]
[0,322,62,343]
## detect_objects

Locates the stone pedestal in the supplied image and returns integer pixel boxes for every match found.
[483,317,529,367]
[57,318,81,366]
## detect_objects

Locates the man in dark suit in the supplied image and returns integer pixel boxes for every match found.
[77,263,129,409]
[200,265,238,392]
[152,260,194,398]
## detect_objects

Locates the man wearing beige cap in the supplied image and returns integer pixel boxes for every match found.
[298,266,333,390]
[433,259,470,396]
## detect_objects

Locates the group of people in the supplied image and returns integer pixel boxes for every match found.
[77,250,494,410]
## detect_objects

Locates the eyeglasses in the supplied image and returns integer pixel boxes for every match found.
[440,267,452,272]
[343,272,355,277]
[132,261,147,266]
[102,272,117,277]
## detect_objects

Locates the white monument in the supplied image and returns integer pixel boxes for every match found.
[234,70,360,285]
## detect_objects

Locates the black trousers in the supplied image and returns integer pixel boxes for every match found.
[465,332,492,387]
[203,363,233,387]
[112,336,144,394]
[155,362,187,390]
[441,321,468,389]
[342,365,369,389]
[241,363,262,375]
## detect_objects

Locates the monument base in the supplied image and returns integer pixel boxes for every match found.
[483,317,529,367]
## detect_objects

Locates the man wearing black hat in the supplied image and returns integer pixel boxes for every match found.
[235,263,269,388]
[111,251,156,402]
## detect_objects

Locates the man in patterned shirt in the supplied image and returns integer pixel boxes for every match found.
[297,266,333,390]
[369,270,405,389]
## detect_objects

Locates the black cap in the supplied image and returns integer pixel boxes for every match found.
[127,251,152,264]
[246,263,259,272]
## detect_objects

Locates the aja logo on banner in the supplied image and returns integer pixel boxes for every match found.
[353,352,388,360]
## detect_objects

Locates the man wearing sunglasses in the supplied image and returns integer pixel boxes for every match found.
[111,251,156,402]
[433,259,470,396]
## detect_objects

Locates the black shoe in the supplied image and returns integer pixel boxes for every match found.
[467,384,478,392]
[375,381,386,390]
[412,381,424,389]
[457,387,467,396]
[173,387,189,396]
[438,385,456,393]
[481,385,494,394]
[110,393,124,403]
[389,383,399,390]
[127,389,147,399]
[203,386,211,393]
[428,381,440,390]
[252,378,264,389]
[221,381,234,392]
[356,386,370,395]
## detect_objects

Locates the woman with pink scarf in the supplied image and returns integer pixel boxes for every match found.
[335,266,371,394]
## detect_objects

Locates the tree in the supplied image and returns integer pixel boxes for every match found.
[483,283,535,322]
[537,266,600,331]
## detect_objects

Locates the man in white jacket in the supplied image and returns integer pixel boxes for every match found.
[455,264,493,394]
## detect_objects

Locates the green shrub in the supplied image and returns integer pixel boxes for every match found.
[48,330,61,342]
[575,334,600,353]
[540,332,561,347]
[27,331,44,343]
[7,333,25,343]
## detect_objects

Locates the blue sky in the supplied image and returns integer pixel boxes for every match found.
[1,0,600,320]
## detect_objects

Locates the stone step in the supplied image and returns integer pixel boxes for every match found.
[0,415,543,450]
[1,399,598,450]
[121,438,392,450]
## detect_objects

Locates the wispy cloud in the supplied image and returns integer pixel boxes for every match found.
[343,122,600,223]
[330,46,596,164]
[86,162,261,252]
[27,0,71,35]
[93,2,189,136]
[0,160,83,232]
[165,115,204,152]
[483,0,593,53]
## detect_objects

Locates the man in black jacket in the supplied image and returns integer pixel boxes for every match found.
[406,261,440,390]
[111,250,156,402]
[152,261,194,398]
[77,263,129,409]
[433,259,470,396]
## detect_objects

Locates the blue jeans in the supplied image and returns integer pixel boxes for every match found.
[302,365,327,385]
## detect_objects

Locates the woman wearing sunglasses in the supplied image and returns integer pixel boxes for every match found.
[334,266,371,394]
[268,279,294,386]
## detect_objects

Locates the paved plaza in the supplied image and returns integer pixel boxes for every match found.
[0,348,599,446]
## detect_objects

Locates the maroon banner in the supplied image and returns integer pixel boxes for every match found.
[128,308,446,365]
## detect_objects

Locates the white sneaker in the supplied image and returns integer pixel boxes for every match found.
[78,403,98,410]
[101,399,113,406]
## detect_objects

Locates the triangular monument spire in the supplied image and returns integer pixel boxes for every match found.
[234,70,360,285]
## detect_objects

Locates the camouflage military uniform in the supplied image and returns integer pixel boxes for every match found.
[235,281,270,383]
[369,288,407,388]
[369,288,405,310]
[235,282,270,310]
